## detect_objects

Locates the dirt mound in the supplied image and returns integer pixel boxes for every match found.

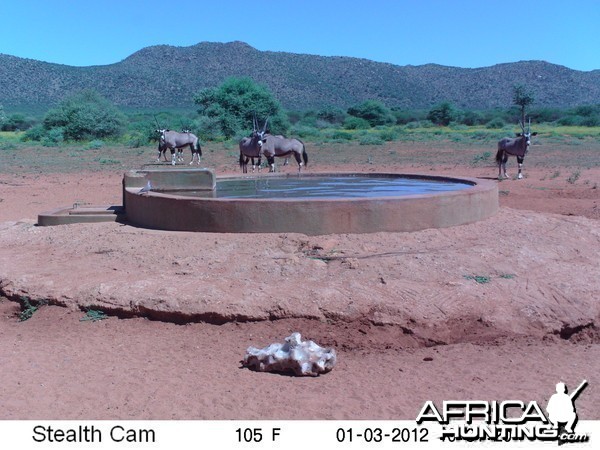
[1,205,598,347]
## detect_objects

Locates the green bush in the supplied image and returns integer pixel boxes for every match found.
[379,128,400,141]
[194,115,224,141]
[460,110,486,126]
[343,116,370,130]
[331,130,353,140]
[316,106,347,126]
[427,102,456,126]
[123,131,148,148]
[22,124,46,141]
[1,113,35,131]
[43,90,126,141]
[347,100,395,126]
[486,118,506,129]
[392,109,427,125]
[42,127,64,147]
[529,107,562,123]
[194,77,287,138]
[581,115,600,127]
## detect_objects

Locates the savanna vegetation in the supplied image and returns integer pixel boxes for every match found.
[1,79,600,156]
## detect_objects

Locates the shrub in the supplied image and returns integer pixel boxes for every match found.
[43,90,126,141]
[392,109,427,125]
[427,102,456,126]
[42,127,64,147]
[22,124,46,141]
[194,115,224,141]
[581,115,600,127]
[379,128,400,141]
[316,106,347,126]
[486,118,506,129]
[1,113,34,131]
[194,77,287,138]
[529,107,562,123]
[343,116,370,130]
[331,130,353,140]
[461,110,485,126]
[347,100,394,126]
[123,131,148,148]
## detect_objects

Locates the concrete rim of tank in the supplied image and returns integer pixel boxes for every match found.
[123,172,498,235]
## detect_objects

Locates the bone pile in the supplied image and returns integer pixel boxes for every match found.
[243,332,337,376]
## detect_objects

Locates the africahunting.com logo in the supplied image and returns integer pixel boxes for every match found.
[416,380,590,444]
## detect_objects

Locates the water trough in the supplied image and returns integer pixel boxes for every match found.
[123,168,498,235]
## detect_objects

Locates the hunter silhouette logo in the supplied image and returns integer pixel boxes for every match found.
[546,380,588,443]
[416,380,590,443]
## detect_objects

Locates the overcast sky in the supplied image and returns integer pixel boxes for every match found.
[1,0,598,71]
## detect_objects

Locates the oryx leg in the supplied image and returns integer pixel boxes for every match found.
[516,156,525,179]
[267,156,276,172]
[158,147,167,162]
[177,148,184,162]
[501,153,509,179]
[190,150,201,165]
[283,157,289,166]
[294,152,304,173]
[171,149,177,166]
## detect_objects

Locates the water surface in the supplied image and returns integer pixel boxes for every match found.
[162,175,471,199]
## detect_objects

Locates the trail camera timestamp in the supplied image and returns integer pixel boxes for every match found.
[336,427,429,444]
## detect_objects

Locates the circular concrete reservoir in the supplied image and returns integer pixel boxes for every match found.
[123,169,498,235]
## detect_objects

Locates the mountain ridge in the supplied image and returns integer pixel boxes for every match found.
[1,41,599,112]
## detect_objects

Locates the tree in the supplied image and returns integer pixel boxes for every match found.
[194,77,287,138]
[347,100,394,127]
[427,101,456,126]
[316,106,347,126]
[1,113,33,131]
[43,90,126,141]
[512,84,535,125]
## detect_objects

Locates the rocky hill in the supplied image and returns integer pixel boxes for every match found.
[1,41,599,112]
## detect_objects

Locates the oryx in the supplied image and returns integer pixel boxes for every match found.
[261,133,308,173]
[238,116,267,173]
[495,119,537,179]
[157,129,202,165]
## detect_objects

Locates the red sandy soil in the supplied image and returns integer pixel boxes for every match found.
[0,145,599,421]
